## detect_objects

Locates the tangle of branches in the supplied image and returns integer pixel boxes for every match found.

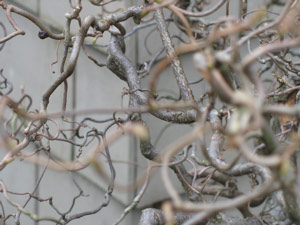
[1,0,300,224]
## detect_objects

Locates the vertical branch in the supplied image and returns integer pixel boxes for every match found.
[239,0,247,17]
[154,9,195,101]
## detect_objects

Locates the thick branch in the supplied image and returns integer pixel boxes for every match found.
[138,208,194,225]
[154,9,195,101]
[107,34,197,123]
[42,16,95,109]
